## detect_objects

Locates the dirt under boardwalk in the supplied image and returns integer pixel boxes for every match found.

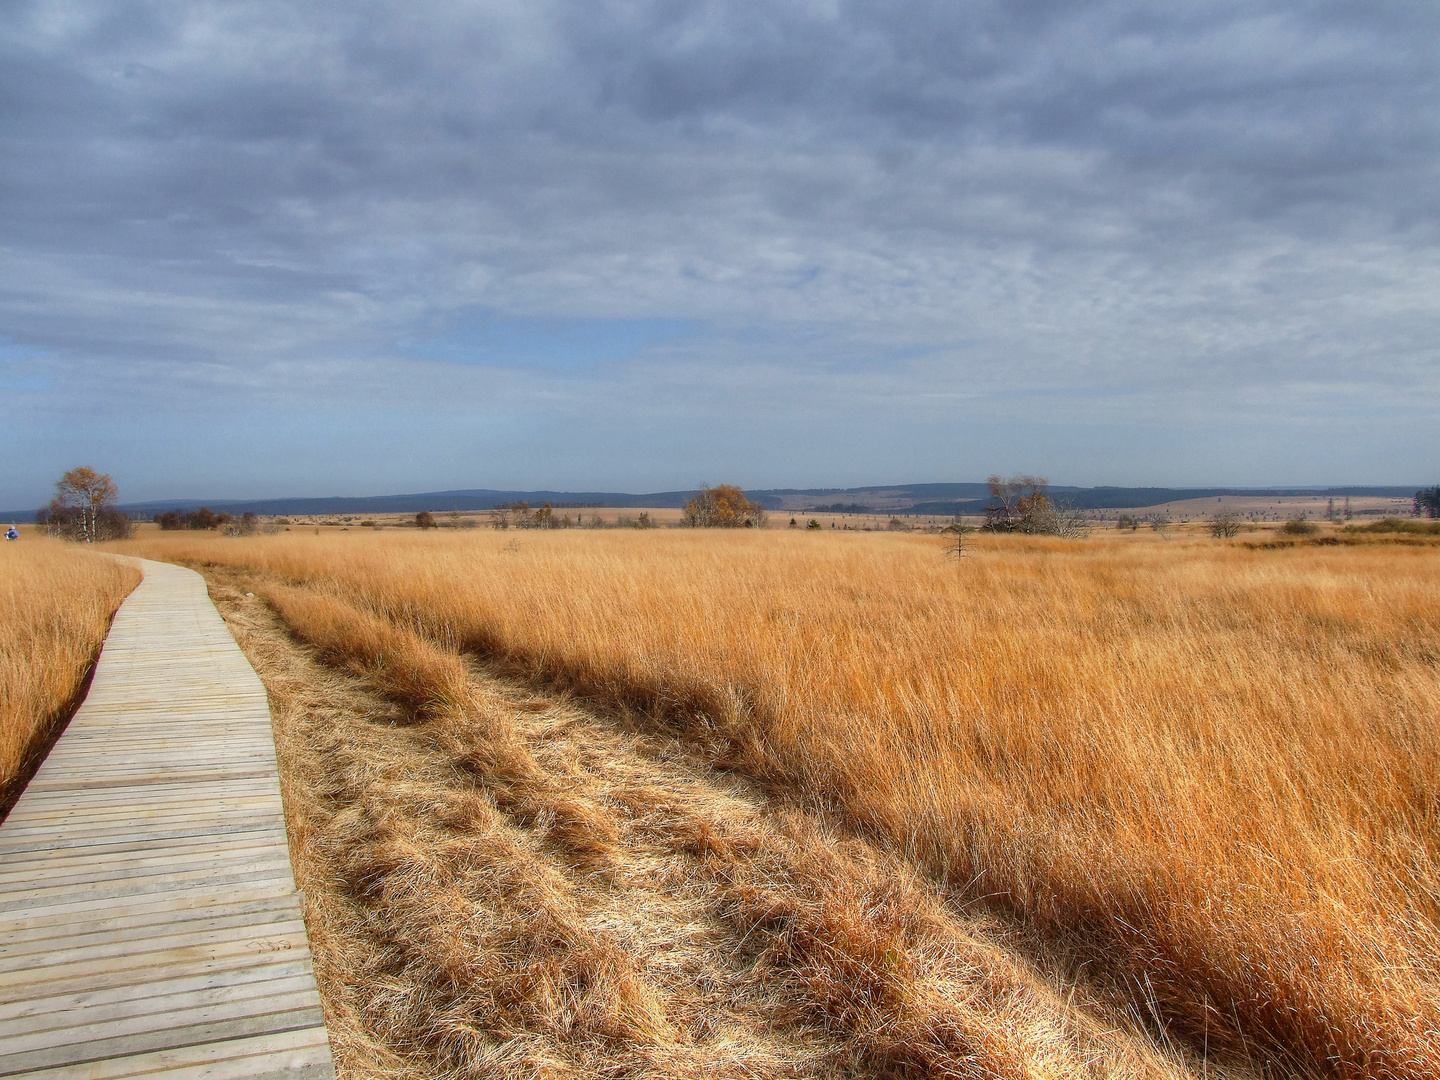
[205,570,1222,1080]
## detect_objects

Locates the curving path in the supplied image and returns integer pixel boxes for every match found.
[0,559,334,1079]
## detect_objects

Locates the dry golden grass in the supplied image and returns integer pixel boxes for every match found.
[0,539,139,813]
[122,528,1440,1077]
[205,565,1204,1080]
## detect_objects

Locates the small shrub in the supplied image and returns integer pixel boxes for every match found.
[1280,516,1319,537]
[416,511,436,529]
[806,519,822,530]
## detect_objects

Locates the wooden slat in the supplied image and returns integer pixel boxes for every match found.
[0,560,335,1080]
[0,959,318,1025]
[6,1027,333,1080]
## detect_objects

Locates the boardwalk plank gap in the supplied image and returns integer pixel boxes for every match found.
[0,559,336,1079]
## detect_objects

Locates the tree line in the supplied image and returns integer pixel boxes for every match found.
[34,466,265,541]
[153,507,260,534]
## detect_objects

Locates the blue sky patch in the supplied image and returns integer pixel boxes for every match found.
[402,311,698,371]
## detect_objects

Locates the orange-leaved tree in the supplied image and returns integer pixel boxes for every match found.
[680,484,768,528]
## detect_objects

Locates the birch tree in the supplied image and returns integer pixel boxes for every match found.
[51,467,118,543]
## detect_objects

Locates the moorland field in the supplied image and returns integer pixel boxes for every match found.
[6,525,1439,1078]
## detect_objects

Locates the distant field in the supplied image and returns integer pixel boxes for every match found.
[110,526,1440,1077]
[0,539,139,814]
[175,490,1417,535]
[1129,492,1413,520]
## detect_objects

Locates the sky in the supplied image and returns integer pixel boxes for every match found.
[2,0,1438,508]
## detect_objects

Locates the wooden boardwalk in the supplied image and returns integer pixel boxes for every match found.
[0,559,335,1079]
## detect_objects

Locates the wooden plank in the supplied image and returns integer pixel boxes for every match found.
[0,896,303,950]
[0,833,292,880]
[0,791,280,820]
[0,885,298,932]
[0,887,305,928]
[0,560,334,1080]
[4,1026,332,1080]
[0,908,308,964]
[1,814,290,856]
[0,918,310,979]
[0,818,285,854]
[0,1006,326,1075]
[0,827,288,869]
[0,988,323,1058]
[0,944,317,1004]
[0,853,297,903]
[0,868,301,919]
[5,785,282,817]
[0,960,319,1024]
[21,772,279,794]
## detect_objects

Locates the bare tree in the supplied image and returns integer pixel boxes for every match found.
[1280,515,1319,537]
[1209,510,1243,538]
[46,467,121,542]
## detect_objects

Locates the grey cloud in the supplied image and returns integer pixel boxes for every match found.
[0,0,1437,505]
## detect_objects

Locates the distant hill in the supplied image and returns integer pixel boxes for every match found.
[3,483,1421,521]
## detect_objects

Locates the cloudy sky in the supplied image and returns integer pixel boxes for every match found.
[2,0,1437,507]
